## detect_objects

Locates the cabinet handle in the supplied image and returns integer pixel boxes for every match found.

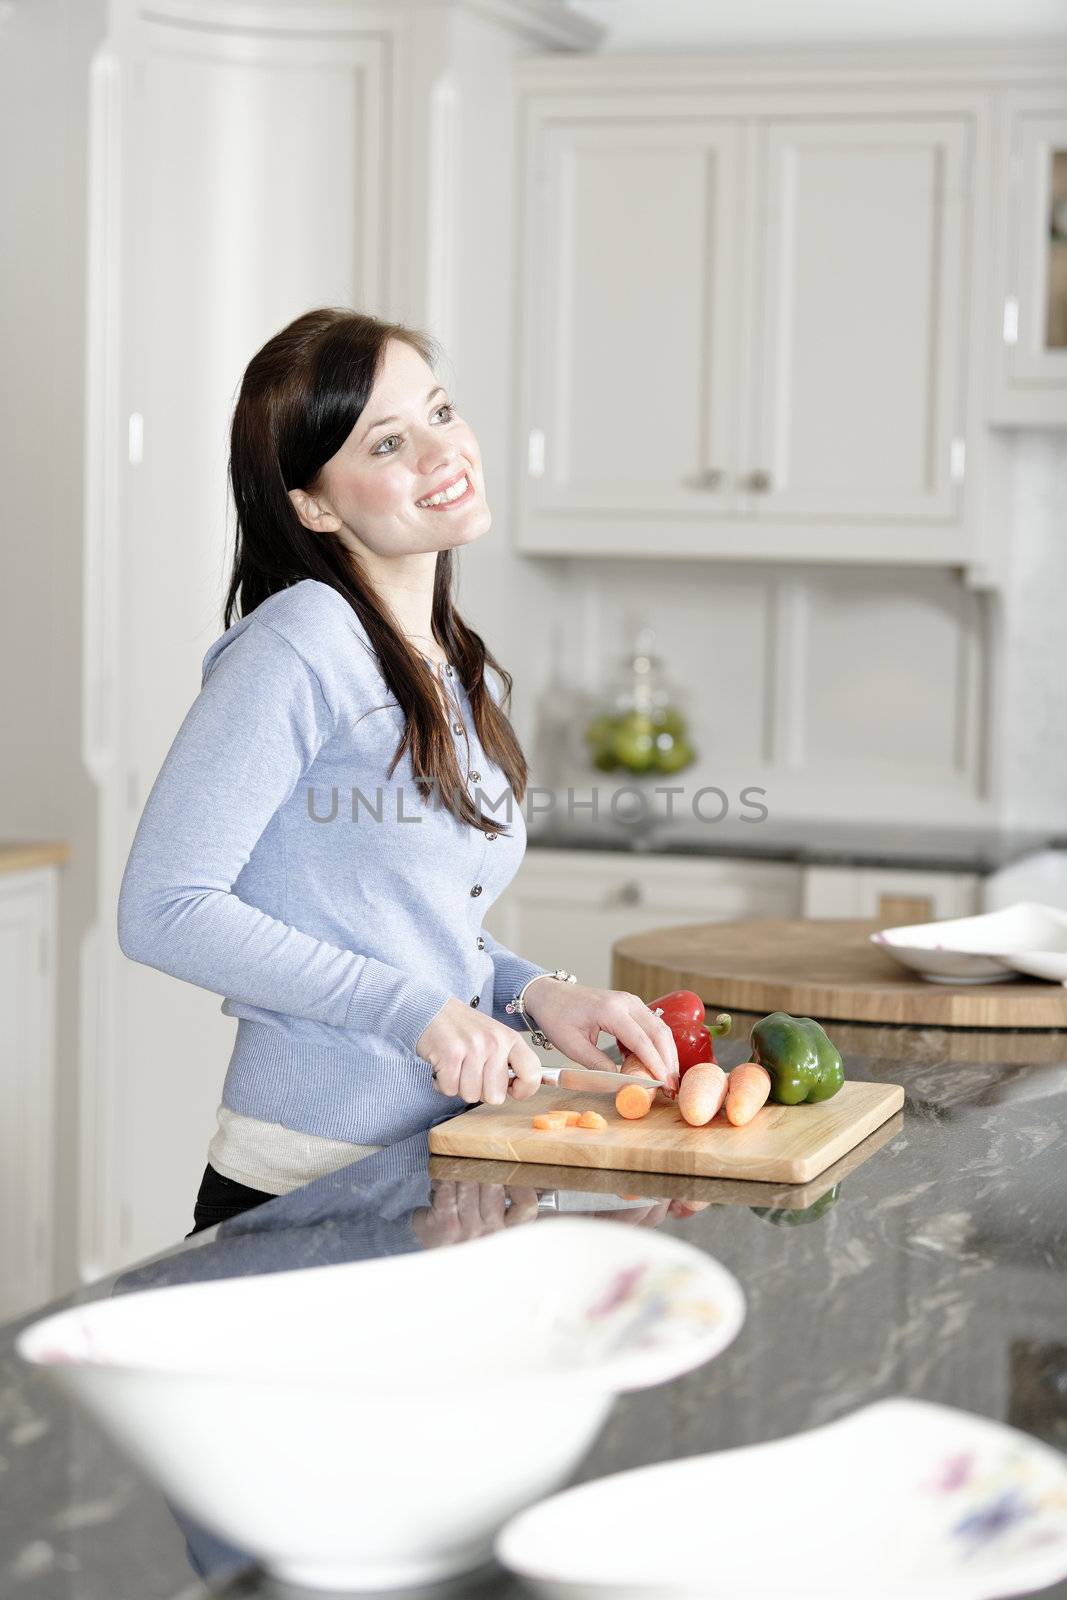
[741,469,773,493]
[612,880,644,907]
[683,467,724,491]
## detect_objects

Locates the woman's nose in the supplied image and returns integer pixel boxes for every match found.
[415,431,458,475]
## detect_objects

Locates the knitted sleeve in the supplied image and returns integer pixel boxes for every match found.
[116,618,454,1055]
[480,928,555,1033]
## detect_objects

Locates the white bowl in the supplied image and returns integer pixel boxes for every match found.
[17,1218,744,1593]
[871,901,1067,985]
[496,1397,1067,1599]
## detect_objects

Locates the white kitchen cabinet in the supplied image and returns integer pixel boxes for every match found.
[0,866,58,1322]
[991,94,1067,426]
[525,118,743,518]
[802,864,980,924]
[515,77,980,565]
[752,117,970,527]
[483,848,803,992]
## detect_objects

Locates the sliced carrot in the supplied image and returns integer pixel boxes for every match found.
[725,1063,772,1127]
[577,1109,607,1129]
[615,1083,654,1120]
[562,1110,582,1126]
[531,1111,569,1130]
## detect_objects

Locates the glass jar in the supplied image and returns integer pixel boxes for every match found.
[579,627,697,781]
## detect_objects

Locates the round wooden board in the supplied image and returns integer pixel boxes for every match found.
[612,918,1067,1029]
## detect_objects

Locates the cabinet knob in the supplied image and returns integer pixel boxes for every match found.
[613,880,644,907]
[684,467,724,491]
[741,468,773,493]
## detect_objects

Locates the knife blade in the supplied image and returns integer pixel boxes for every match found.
[507,1064,674,1097]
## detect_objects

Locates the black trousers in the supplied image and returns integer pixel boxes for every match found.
[185,1163,275,1237]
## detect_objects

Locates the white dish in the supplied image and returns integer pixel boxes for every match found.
[496,1397,1067,1599]
[1011,948,1067,983]
[17,1218,744,1593]
[871,901,1067,985]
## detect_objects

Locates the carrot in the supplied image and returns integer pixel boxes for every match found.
[725,1063,772,1127]
[621,1053,657,1078]
[677,1063,728,1127]
[531,1111,569,1130]
[562,1110,582,1127]
[577,1109,607,1129]
[615,1083,654,1120]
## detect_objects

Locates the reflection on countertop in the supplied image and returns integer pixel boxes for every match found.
[2,1024,1066,1599]
[527,814,1061,874]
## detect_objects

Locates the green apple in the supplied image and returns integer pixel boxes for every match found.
[611,712,657,773]
[653,735,695,773]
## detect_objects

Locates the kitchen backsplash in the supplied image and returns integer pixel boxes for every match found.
[520,432,1067,831]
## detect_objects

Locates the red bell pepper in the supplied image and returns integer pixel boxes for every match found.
[617,989,731,1077]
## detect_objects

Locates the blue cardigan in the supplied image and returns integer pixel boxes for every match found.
[117,578,551,1143]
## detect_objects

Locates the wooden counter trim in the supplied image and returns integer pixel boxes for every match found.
[0,843,71,875]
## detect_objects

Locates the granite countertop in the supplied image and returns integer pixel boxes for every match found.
[2,1025,1066,1598]
[528,817,1061,874]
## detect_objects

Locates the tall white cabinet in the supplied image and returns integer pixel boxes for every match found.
[0,851,64,1323]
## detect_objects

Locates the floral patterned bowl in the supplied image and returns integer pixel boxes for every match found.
[497,1397,1067,1598]
[16,1219,744,1592]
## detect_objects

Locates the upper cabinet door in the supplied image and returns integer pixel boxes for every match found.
[750,118,971,525]
[1007,111,1067,388]
[520,119,742,525]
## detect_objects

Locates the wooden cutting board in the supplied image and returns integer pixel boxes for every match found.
[612,918,1067,1029]
[429,1103,904,1210]
[428,1079,905,1185]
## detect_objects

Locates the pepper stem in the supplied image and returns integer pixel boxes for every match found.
[703,1013,732,1039]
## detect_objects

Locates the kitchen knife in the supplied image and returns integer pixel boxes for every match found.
[507,1064,675,1097]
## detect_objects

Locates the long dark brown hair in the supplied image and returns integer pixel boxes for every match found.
[224,307,527,836]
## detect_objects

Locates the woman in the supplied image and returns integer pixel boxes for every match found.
[117,308,679,1235]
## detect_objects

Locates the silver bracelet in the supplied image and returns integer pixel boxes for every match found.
[505,969,577,1050]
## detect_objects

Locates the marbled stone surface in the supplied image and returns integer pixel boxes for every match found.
[2,1024,1065,1599]
[527,816,1061,873]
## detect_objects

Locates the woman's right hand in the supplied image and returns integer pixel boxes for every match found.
[416,997,544,1104]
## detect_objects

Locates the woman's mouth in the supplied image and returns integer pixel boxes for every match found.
[415,471,475,511]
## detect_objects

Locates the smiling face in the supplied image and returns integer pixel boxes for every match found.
[288,337,491,561]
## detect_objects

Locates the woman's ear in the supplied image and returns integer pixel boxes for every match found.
[288,486,341,534]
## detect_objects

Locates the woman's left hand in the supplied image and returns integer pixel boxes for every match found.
[522,979,680,1089]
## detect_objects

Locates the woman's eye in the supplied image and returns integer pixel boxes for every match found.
[372,403,456,456]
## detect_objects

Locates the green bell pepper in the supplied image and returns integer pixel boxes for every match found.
[749,1012,844,1105]
[750,1184,841,1226]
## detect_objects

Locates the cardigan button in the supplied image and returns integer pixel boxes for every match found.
[470,884,482,897]
[486,832,498,842]
[453,721,464,735]
[468,769,481,782]
[446,665,454,676]
[470,995,480,1007]
[476,935,485,950]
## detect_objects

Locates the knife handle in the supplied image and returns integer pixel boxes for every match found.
[507,1065,562,1085]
